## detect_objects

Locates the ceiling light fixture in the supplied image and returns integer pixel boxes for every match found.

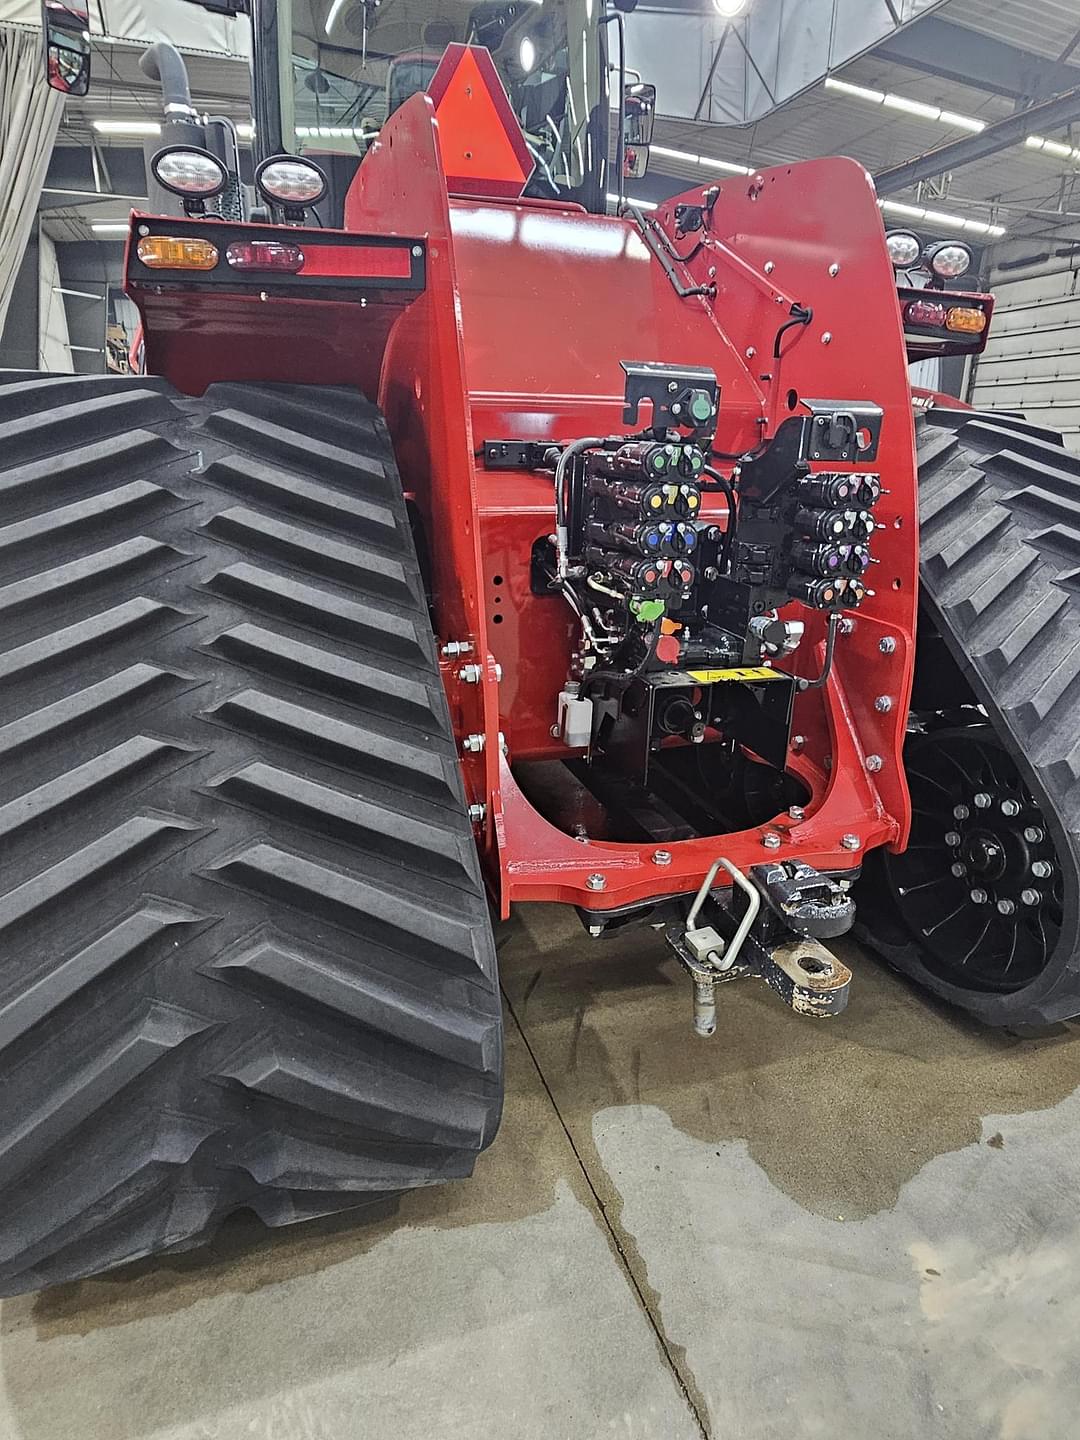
[608,193,658,210]
[712,0,749,15]
[92,120,162,136]
[1026,134,1080,163]
[325,0,348,35]
[90,222,132,235]
[824,77,986,133]
[878,198,1005,238]
[650,144,753,175]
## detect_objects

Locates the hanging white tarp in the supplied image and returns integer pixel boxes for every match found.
[626,0,950,127]
[0,25,62,338]
[0,0,249,56]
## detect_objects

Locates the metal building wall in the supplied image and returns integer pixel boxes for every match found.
[973,254,1080,453]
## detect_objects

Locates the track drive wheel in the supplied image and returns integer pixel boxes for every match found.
[0,374,502,1295]
[857,406,1080,1026]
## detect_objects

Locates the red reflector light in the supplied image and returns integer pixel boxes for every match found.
[225,240,305,272]
[904,299,947,328]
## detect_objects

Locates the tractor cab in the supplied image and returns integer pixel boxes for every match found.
[285,0,612,210]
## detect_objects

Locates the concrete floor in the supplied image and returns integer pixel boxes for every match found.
[3,907,1080,1440]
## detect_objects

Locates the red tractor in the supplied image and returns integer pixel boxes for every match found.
[3,0,1076,1294]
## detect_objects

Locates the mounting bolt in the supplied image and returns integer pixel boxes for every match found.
[865,754,883,773]
[953,804,970,820]
[745,346,757,359]
[653,849,672,866]
[791,734,805,752]
[764,260,775,274]
[467,803,486,823]
[997,898,1016,916]
[839,617,856,635]
[879,636,897,654]
[588,924,604,937]
[1032,860,1053,879]
[951,861,968,878]
[463,732,485,753]
[1024,826,1045,844]
[829,262,840,277]
[494,663,503,682]
[762,832,782,849]
[412,245,423,257]
[499,731,508,755]
[1000,798,1021,816]
[945,830,962,847]
[1021,889,1041,907]
[840,833,861,852]
[458,663,482,684]
[822,331,833,345]
[974,792,992,810]
[970,888,988,905]
[789,805,805,821]
[874,695,893,713]
[550,723,561,738]
[667,381,678,392]
[586,873,606,892]
[442,640,473,658]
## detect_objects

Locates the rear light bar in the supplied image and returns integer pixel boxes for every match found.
[903,297,988,335]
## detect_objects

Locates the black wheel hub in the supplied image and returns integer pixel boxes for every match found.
[885,727,1064,992]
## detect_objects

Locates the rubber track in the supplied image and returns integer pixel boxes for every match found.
[0,375,502,1294]
[864,406,1080,1025]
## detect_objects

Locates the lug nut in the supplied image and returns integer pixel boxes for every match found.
[463,732,485,753]
[945,830,962,848]
[840,833,861,852]
[1021,889,1041,907]
[951,861,967,878]
[953,804,970,821]
[586,873,606,892]
[865,754,883,773]
[653,849,672,866]
[458,663,482,683]
[467,802,486,823]
[1032,860,1053,879]
[1000,798,1021,817]
[762,832,782,850]
[874,695,893,713]
[1024,826,1044,844]
[974,793,992,810]
[997,898,1016,916]
[879,636,897,654]
[970,888,988,905]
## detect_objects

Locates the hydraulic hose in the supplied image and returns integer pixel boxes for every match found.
[554,437,603,580]
[702,465,738,572]
[139,42,197,121]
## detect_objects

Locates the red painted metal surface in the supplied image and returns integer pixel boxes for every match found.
[129,77,920,924]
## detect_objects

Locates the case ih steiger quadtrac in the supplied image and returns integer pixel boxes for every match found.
[3,0,1077,1293]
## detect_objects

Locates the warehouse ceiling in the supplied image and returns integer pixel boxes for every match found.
[27,0,1080,248]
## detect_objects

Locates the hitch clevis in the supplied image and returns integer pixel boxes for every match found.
[666,857,854,1035]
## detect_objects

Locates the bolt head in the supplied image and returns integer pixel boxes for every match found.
[997,898,1016,916]
[945,830,962,848]
[458,663,482,684]
[840,833,861,852]
[791,734,805,752]
[1000,798,1021,817]
[586,873,606,891]
[1031,860,1053,879]
[879,636,897,654]
[1023,826,1044,844]
[822,331,833,344]
[667,381,679,392]
[789,805,805,821]
[1021,889,1041,907]
[494,663,503,682]
[874,695,893,713]
[865,754,883,773]
[950,862,968,878]
[652,849,672,866]
[441,639,473,658]
[588,925,603,937]
[970,888,988,905]
[974,792,992,810]
[745,346,756,359]
[412,244,424,257]
[463,732,485,753]
[839,617,856,635]
[953,804,970,821]
[762,832,782,850]
[764,260,775,274]
[829,262,840,277]
[467,802,486,823]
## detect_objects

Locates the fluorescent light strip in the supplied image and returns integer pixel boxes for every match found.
[879,197,1005,238]
[650,144,753,175]
[91,222,131,235]
[325,0,347,33]
[607,193,658,211]
[825,77,985,133]
[1026,134,1080,163]
[93,120,161,136]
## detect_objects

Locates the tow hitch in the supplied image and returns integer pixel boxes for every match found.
[665,858,854,1035]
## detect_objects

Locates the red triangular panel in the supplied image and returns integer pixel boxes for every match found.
[428,44,533,199]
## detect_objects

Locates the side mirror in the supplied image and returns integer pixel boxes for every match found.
[42,1,91,96]
[623,82,655,180]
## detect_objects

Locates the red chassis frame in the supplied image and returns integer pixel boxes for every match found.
[126,91,919,923]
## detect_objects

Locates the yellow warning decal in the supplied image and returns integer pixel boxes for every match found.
[687,666,788,683]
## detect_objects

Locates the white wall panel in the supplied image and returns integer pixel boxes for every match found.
[972,257,1080,453]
